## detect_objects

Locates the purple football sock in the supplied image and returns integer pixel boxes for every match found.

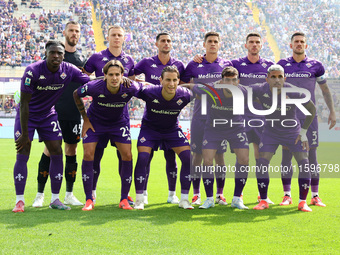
[234,161,248,197]
[298,159,311,200]
[281,149,293,192]
[165,149,177,192]
[50,154,63,194]
[309,148,319,193]
[135,152,150,194]
[143,150,153,192]
[256,158,270,200]
[202,165,214,198]
[178,150,191,194]
[215,164,226,195]
[93,147,104,191]
[191,163,201,195]
[82,160,94,201]
[120,160,133,201]
[13,154,29,195]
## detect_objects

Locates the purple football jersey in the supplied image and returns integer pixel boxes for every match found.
[77,80,142,126]
[20,60,90,119]
[84,49,134,77]
[231,56,274,86]
[134,55,185,85]
[251,82,307,134]
[277,56,326,119]
[136,85,192,132]
[182,56,233,119]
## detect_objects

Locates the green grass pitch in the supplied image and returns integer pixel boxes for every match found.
[0,139,339,254]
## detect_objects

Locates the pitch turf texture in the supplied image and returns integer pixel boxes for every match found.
[1,139,339,254]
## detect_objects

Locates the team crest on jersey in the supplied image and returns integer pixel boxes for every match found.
[39,75,46,80]
[259,142,263,148]
[202,139,208,146]
[261,63,267,68]
[102,57,109,61]
[191,143,196,149]
[26,71,33,77]
[60,72,67,79]
[241,62,247,66]
[176,99,183,105]
[306,63,312,68]
[123,57,128,63]
[140,137,146,143]
[81,85,88,93]
[121,93,128,98]
[219,62,225,68]
[151,64,157,68]
[15,130,21,138]
[24,77,31,86]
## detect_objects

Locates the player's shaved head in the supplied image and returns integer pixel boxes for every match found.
[45,40,65,50]
[161,66,180,79]
[103,60,125,74]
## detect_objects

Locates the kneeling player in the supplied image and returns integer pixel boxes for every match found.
[251,65,316,212]
[74,60,142,211]
[133,66,193,210]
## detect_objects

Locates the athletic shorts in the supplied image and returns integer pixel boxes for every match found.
[58,119,81,144]
[202,127,249,151]
[137,125,189,151]
[14,112,62,142]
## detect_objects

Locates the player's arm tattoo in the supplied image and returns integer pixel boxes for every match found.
[19,92,32,136]
[73,90,88,120]
[319,82,335,113]
[301,100,316,130]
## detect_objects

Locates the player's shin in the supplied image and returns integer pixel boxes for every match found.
[50,154,63,200]
[256,158,270,200]
[309,148,319,196]
[134,152,150,195]
[14,154,29,197]
[82,160,94,201]
[298,159,311,201]
[120,160,133,201]
[178,150,191,195]
[281,149,293,195]
[234,162,248,197]
[165,149,177,193]
[92,147,104,192]
[37,153,50,193]
[65,155,77,193]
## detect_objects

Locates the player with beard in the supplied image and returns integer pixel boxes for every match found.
[134,32,185,205]
[32,21,86,208]
[277,32,336,207]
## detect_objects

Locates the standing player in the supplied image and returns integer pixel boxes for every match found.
[182,31,232,207]
[252,65,316,212]
[32,21,86,208]
[231,33,275,204]
[192,66,250,209]
[74,60,142,211]
[134,32,185,204]
[12,40,90,212]
[133,66,193,210]
[277,32,336,207]
[83,25,135,204]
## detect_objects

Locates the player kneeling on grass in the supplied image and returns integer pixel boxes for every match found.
[133,66,193,210]
[251,65,316,212]
[74,60,142,211]
[192,66,249,209]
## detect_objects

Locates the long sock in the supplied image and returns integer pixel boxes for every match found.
[298,159,311,200]
[117,150,122,176]
[202,165,214,198]
[50,154,63,195]
[143,150,153,192]
[37,153,50,193]
[65,155,77,192]
[234,161,248,197]
[281,149,293,192]
[82,160,94,201]
[14,154,29,195]
[256,158,270,200]
[309,148,319,193]
[120,160,133,201]
[178,150,191,194]
[165,149,177,192]
[192,164,201,195]
[93,147,104,190]
[135,152,150,194]
[215,164,226,195]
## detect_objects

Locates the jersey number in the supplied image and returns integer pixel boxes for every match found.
[237,132,248,142]
[120,126,130,137]
[312,131,317,145]
[72,124,81,135]
[51,121,61,132]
